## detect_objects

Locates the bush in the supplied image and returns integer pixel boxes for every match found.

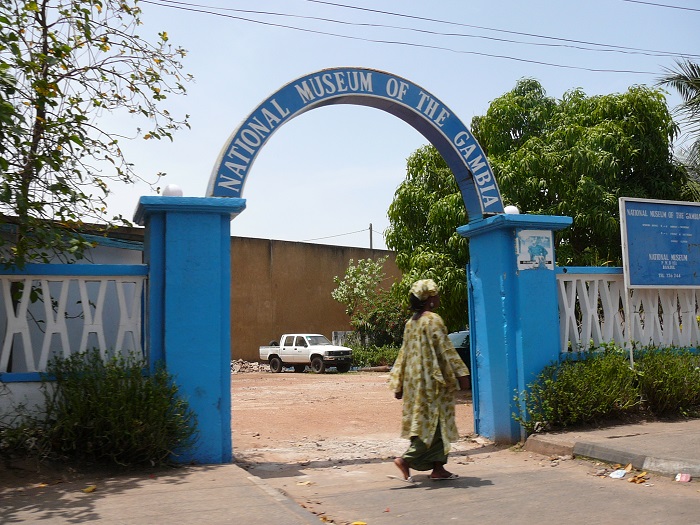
[636,348,700,417]
[351,345,400,368]
[0,400,52,462]
[37,349,197,466]
[515,349,640,434]
[516,346,700,435]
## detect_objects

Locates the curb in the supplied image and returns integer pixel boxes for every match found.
[525,435,700,478]
[523,434,574,457]
[247,474,320,524]
[572,442,700,478]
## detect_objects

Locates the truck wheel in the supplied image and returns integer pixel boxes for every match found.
[311,356,326,374]
[336,363,351,373]
[293,365,306,373]
[269,356,283,373]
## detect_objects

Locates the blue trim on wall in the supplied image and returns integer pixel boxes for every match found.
[0,223,144,251]
[557,266,623,274]
[0,264,148,276]
[0,372,42,383]
[82,234,144,251]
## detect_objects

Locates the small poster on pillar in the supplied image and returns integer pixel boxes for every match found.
[516,230,554,270]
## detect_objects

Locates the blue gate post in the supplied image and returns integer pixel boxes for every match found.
[135,196,246,464]
[458,214,572,443]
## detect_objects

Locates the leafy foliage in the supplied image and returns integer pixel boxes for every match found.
[659,60,700,182]
[349,343,400,368]
[636,348,700,417]
[515,346,700,434]
[0,0,191,267]
[38,350,197,466]
[331,257,405,346]
[660,60,700,136]
[385,146,469,331]
[515,350,639,433]
[386,80,696,329]
[332,257,387,319]
[472,79,696,266]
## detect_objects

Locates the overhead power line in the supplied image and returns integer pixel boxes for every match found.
[621,0,700,13]
[304,0,700,58]
[147,0,696,59]
[301,226,386,244]
[300,228,369,242]
[142,0,698,73]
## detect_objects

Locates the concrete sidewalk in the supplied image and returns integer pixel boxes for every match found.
[1,463,319,524]
[524,418,700,477]
[2,419,700,524]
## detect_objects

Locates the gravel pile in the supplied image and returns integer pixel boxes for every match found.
[231,359,270,374]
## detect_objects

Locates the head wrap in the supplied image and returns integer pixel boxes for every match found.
[410,279,439,301]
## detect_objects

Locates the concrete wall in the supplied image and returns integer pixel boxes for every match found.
[230,237,400,362]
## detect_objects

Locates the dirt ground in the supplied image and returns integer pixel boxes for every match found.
[231,369,478,466]
[0,369,478,488]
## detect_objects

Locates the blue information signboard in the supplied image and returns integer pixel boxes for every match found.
[619,197,700,288]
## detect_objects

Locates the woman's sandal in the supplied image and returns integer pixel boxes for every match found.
[430,473,459,481]
[387,475,416,484]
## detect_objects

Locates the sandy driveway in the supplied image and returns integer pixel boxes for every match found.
[231,370,476,465]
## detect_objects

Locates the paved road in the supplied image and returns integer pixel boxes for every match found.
[247,438,700,525]
[3,428,700,525]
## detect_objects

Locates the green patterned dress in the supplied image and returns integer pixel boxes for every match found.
[388,312,469,468]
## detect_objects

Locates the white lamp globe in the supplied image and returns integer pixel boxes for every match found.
[504,205,520,215]
[162,184,184,197]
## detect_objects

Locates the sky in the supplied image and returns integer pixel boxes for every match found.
[106,0,700,250]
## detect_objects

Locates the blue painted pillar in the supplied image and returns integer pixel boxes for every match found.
[458,214,572,443]
[135,196,246,464]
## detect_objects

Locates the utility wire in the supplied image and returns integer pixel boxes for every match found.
[301,228,369,242]
[148,0,696,59]
[142,0,670,74]
[621,0,700,13]
[301,227,387,243]
[304,0,700,58]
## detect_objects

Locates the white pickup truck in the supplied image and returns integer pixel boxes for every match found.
[259,334,353,374]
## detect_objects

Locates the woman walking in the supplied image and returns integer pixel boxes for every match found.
[388,279,470,482]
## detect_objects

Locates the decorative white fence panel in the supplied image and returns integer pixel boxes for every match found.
[557,268,700,354]
[0,265,147,374]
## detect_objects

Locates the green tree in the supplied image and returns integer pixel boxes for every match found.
[385,145,469,332]
[331,257,405,346]
[472,78,694,266]
[387,79,694,327]
[659,60,700,180]
[0,0,191,267]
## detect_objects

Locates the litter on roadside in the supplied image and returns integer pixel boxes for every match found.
[628,472,649,484]
[609,469,627,479]
[675,473,692,482]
